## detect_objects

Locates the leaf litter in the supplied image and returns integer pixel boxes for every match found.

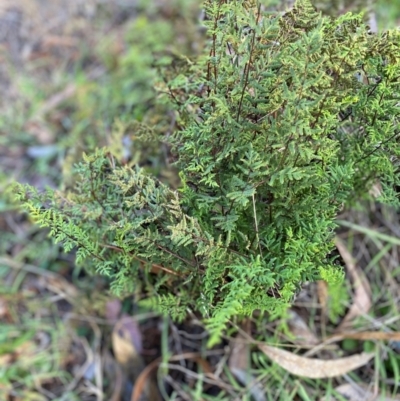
[258,344,374,379]
[335,237,372,330]
[228,320,266,401]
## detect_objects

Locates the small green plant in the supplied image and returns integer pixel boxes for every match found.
[15,0,400,345]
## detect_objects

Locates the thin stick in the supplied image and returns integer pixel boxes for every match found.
[252,193,263,258]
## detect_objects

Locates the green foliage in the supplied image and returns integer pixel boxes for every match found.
[15,0,400,345]
[325,279,350,323]
[61,3,201,187]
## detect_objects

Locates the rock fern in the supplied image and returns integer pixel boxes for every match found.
[15,0,400,345]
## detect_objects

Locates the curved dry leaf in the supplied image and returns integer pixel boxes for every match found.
[259,344,374,378]
[287,310,319,346]
[321,383,400,401]
[335,237,371,329]
[131,359,160,401]
[112,316,143,367]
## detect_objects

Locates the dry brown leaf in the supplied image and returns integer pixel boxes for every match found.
[259,344,374,378]
[229,322,266,401]
[287,310,319,346]
[131,359,160,401]
[112,316,142,368]
[335,237,371,329]
[321,383,400,401]
[229,322,250,372]
[330,331,400,341]
[112,316,160,401]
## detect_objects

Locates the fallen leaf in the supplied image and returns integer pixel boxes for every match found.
[131,359,160,401]
[112,316,160,401]
[329,331,400,341]
[112,316,143,367]
[321,383,400,401]
[229,323,250,372]
[287,310,319,346]
[259,344,374,378]
[335,237,371,329]
[229,321,266,401]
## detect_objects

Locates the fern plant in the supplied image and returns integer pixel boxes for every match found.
[14,0,400,345]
